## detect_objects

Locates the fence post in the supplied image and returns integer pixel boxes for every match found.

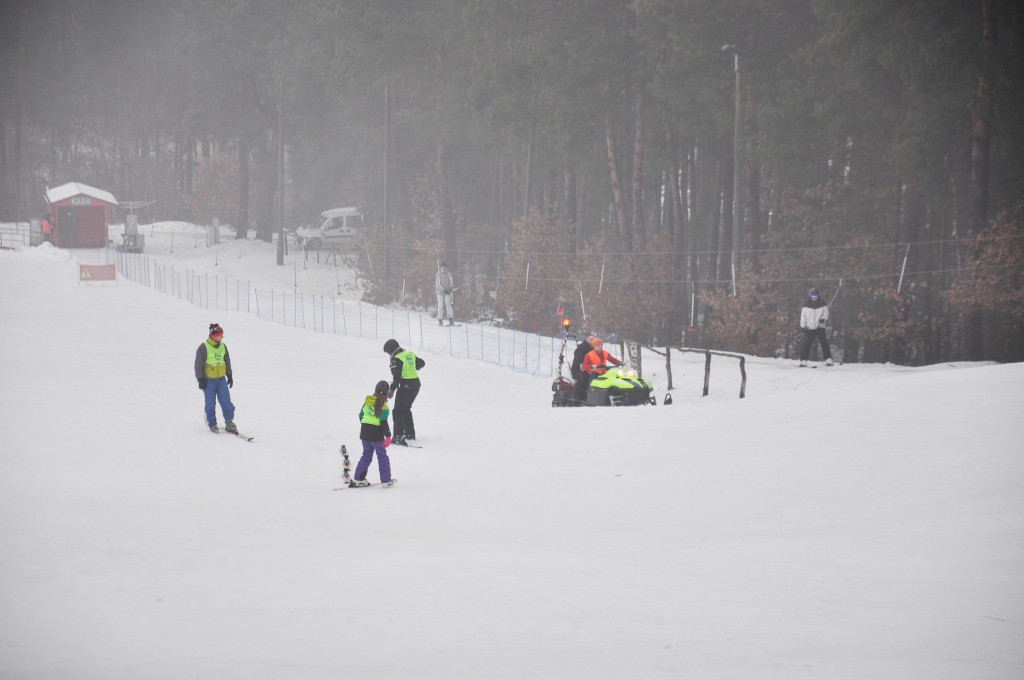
[703,351,711,396]
[665,346,673,390]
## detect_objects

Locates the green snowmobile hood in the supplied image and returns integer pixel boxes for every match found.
[589,367,652,390]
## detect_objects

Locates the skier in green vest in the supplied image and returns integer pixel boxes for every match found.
[194,323,237,433]
[348,380,396,488]
[383,338,425,445]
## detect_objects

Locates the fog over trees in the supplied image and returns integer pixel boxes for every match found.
[2,0,1022,362]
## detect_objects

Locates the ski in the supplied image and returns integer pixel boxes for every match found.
[209,427,254,441]
[333,480,398,490]
[392,440,422,448]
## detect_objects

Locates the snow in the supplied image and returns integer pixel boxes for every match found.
[1,232,1023,679]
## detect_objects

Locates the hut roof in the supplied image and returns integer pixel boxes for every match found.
[45,182,119,206]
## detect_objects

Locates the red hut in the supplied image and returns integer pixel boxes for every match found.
[44,182,119,248]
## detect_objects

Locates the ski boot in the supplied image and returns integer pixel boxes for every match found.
[225,420,238,434]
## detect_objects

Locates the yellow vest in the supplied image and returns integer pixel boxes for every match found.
[204,339,228,379]
[360,395,389,425]
[396,350,419,379]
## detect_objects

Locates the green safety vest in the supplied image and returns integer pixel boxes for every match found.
[204,339,228,379]
[395,350,419,380]
[360,396,389,425]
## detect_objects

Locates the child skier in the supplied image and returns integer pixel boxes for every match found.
[350,380,397,488]
[194,323,237,433]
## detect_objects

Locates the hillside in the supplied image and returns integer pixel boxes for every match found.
[1,245,1022,680]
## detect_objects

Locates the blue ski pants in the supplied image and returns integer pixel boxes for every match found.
[203,377,235,426]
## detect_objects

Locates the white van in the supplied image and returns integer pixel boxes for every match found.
[295,207,363,250]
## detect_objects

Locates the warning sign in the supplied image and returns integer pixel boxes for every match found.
[79,264,116,282]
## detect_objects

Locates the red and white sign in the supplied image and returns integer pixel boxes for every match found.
[79,264,116,282]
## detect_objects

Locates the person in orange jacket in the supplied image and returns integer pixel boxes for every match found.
[581,337,622,376]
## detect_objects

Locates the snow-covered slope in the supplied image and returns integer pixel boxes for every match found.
[1,245,1022,680]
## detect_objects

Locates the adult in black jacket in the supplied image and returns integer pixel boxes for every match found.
[570,335,595,404]
[383,338,425,444]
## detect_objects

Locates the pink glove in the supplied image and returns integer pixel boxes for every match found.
[384,436,392,448]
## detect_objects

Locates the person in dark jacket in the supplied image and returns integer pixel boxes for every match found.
[383,338,425,445]
[570,335,595,404]
[194,323,237,432]
[799,287,834,367]
[349,380,395,488]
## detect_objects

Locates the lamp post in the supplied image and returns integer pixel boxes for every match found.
[721,44,741,296]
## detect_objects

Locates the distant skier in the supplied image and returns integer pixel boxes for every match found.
[435,262,455,326]
[570,335,596,404]
[799,287,834,367]
[383,338,425,445]
[582,337,622,377]
[349,380,396,488]
[195,323,238,432]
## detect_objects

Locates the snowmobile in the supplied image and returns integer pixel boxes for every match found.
[550,328,655,407]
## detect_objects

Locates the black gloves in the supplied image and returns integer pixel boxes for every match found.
[198,378,207,390]
[388,387,396,399]
[228,377,233,388]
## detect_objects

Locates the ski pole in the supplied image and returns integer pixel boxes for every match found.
[828,278,843,307]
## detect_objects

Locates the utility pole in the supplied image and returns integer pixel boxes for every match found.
[276,64,285,266]
[383,75,391,279]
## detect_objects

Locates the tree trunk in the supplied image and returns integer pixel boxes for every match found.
[523,136,533,217]
[438,136,456,258]
[185,136,195,196]
[631,90,646,250]
[744,84,762,274]
[12,5,28,219]
[564,161,578,252]
[720,138,735,284]
[606,118,632,252]
[970,0,995,235]
[665,123,687,279]
[256,136,275,242]
[967,0,996,359]
[237,136,249,239]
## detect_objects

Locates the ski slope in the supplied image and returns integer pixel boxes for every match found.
[1,244,1022,680]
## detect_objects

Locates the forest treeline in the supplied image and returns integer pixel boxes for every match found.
[2,0,1022,363]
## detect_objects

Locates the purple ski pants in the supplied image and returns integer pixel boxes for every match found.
[355,440,392,483]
